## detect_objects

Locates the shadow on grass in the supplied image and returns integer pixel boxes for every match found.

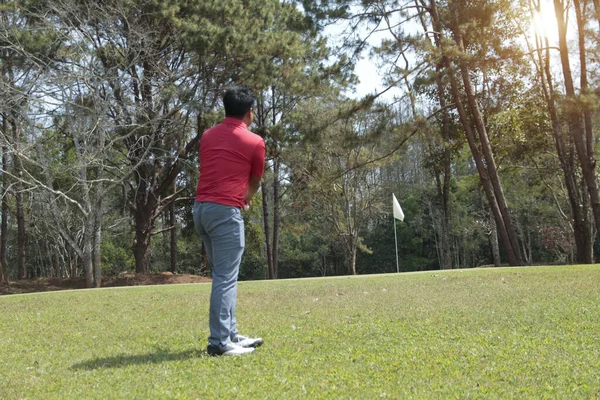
[71,347,209,370]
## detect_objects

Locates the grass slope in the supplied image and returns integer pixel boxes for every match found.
[0,265,599,399]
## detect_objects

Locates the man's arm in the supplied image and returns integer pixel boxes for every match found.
[244,175,262,207]
[245,138,265,207]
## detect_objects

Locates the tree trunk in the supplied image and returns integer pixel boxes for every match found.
[129,130,201,275]
[257,93,276,280]
[127,81,195,275]
[261,180,274,279]
[91,198,103,288]
[436,70,453,270]
[347,235,358,275]
[169,199,177,274]
[440,152,452,269]
[533,21,594,264]
[44,241,54,277]
[132,162,157,274]
[11,119,27,279]
[162,211,169,260]
[0,247,4,284]
[490,214,501,267]
[573,212,593,264]
[515,216,530,265]
[573,0,595,168]
[0,124,8,284]
[92,220,102,288]
[15,189,26,278]
[0,49,6,284]
[53,245,61,278]
[68,248,75,278]
[133,213,152,274]
[272,156,281,279]
[131,162,156,274]
[554,0,600,239]
[579,176,593,263]
[574,0,597,261]
[133,201,153,274]
[419,0,453,269]
[83,221,94,288]
[450,19,523,266]
[427,0,520,266]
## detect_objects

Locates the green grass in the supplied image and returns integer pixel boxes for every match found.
[1,265,599,399]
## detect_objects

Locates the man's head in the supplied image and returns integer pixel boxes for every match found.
[223,86,255,126]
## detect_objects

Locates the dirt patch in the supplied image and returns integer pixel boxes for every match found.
[0,272,211,296]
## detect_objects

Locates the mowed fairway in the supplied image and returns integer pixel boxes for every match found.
[0,265,599,399]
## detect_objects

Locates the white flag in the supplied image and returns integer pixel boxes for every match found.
[393,194,405,221]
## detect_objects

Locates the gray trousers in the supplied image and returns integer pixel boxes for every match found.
[193,201,245,346]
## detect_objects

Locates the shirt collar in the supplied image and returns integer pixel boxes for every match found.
[222,117,248,129]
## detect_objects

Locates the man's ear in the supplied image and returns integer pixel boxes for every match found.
[244,108,253,126]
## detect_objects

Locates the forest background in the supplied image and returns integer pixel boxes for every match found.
[1,0,599,288]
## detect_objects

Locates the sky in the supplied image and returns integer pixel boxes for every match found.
[323,15,403,102]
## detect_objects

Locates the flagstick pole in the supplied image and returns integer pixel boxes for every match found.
[394,219,399,273]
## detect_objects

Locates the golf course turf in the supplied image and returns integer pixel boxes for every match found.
[0,265,598,398]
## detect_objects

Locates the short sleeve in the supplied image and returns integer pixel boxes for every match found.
[251,139,266,178]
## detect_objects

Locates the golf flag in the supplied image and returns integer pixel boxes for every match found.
[392,194,404,221]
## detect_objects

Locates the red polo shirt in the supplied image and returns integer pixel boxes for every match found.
[195,117,265,208]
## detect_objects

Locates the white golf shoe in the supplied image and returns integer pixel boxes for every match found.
[207,342,255,356]
[231,334,264,348]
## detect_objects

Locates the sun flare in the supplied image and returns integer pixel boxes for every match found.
[531,0,560,46]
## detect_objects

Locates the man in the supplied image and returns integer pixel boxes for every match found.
[193,86,265,356]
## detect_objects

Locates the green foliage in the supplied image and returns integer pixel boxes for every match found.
[101,233,135,275]
[358,196,439,274]
[278,222,334,278]
[0,1,63,65]
[173,0,318,90]
[1,265,599,398]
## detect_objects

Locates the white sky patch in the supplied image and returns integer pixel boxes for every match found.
[323,9,404,102]
[353,57,387,98]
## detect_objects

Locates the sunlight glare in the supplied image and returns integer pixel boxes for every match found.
[531,0,560,46]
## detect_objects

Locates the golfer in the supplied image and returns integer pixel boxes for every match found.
[193,86,265,356]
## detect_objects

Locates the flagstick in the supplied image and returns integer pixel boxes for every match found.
[394,219,399,273]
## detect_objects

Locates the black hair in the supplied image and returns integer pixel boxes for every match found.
[223,86,255,118]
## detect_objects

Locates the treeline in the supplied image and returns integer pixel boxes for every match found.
[0,0,599,287]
